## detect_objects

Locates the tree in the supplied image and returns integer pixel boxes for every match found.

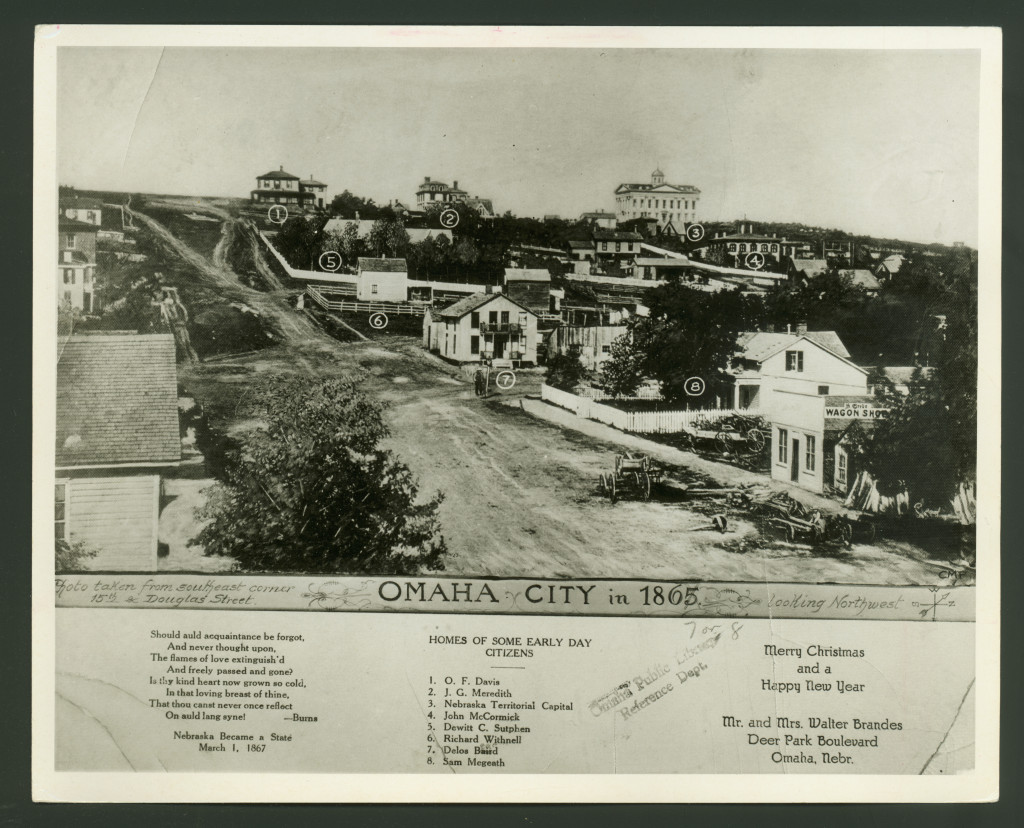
[194,377,448,574]
[56,538,98,573]
[329,189,382,219]
[367,217,410,259]
[844,251,977,506]
[545,345,588,391]
[600,283,757,402]
[274,215,329,270]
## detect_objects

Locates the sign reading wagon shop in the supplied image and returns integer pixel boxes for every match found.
[824,398,891,421]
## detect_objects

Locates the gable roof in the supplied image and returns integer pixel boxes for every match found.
[504,268,550,283]
[841,269,881,291]
[593,229,643,242]
[437,291,536,320]
[60,196,104,211]
[57,334,180,467]
[737,330,852,361]
[791,258,829,277]
[357,257,407,273]
[568,239,595,250]
[58,217,99,233]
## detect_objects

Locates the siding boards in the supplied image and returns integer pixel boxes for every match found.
[69,475,159,571]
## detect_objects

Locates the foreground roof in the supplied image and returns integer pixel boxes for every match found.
[57,334,180,467]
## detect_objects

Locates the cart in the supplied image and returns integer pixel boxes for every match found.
[760,492,853,546]
[680,420,766,455]
[598,453,664,503]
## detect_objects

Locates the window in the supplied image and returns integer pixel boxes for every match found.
[371,284,378,294]
[785,350,804,372]
[55,481,67,540]
[615,242,621,252]
[453,335,457,352]
[489,310,498,324]
[602,242,609,252]
[817,385,829,395]
[63,291,71,304]
[778,429,788,464]
[805,435,816,471]
[470,336,479,355]
[601,344,611,354]
[500,311,509,324]
[64,234,75,249]
[837,450,848,486]
[274,180,281,189]
[518,312,528,328]
[470,312,480,328]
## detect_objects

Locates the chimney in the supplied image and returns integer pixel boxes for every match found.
[279,165,283,172]
[787,323,792,334]
[355,211,360,221]
[796,321,808,335]
[425,176,431,183]
[453,180,459,189]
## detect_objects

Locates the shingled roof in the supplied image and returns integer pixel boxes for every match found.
[736,330,852,362]
[357,257,408,273]
[56,334,180,467]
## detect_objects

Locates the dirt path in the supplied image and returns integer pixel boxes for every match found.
[127,205,329,364]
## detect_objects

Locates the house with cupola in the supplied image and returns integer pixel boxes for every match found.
[614,169,701,232]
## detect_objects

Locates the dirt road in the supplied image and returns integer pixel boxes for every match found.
[145,203,946,584]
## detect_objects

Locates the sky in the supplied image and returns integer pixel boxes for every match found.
[57,46,981,245]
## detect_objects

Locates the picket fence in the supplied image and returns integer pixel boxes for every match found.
[540,383,750,435]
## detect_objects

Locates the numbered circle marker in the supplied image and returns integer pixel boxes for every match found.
[439,208,460,229]
[267,205,289,224]
[685,223,705,243]
[745,252,765,270]
[369,312,389,330]
[495,370,517,390]
[684,376,706,397]
[318,251,342,272]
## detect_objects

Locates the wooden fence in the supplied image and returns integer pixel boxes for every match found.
[540,384,752,434]
[306,285,427,316]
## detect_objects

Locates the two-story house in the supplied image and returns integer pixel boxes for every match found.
[423,292,539,365]
[250,166,326,210]
[57,217,99,312]
[728,326,867,415]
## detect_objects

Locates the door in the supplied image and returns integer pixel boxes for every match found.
[492,337,505,359]
[790,439,800,482]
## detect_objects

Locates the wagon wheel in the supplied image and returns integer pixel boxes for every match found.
[598,473,608,495]
[639,471,652,502]
[862,522,877,543]
[608,473,617,504]
[746,428,766,453]
[838,519,854,547]
[715,431,731,454]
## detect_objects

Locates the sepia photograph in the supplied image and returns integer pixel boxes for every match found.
[53,44,980,586]
[34,26,1000,797]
